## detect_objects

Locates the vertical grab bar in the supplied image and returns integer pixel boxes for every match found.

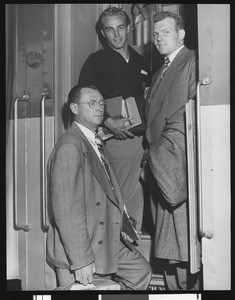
[196,77,213,239]
[41,92,50,231]
[13,94,30,232]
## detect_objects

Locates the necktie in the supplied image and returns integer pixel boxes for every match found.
[95,134,113,189]
[148,56,170,105]
[160,57,170,78]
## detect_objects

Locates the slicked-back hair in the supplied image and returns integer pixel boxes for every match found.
[152,11,184,32]
[97,6,131,31]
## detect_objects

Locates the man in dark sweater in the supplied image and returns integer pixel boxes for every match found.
[78,6,151,232]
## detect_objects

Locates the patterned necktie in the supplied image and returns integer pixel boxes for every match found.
[95,134,114,189]
[160,56,170,78]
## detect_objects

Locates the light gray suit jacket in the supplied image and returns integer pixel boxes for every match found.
[145,46,197,147]
[149,105,189,262]
[46,122,125,274]
[145,47,197,262]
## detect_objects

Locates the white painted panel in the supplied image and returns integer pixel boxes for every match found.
[6,120,18,279]
[201,105,230,290]
[24,116,55,290]
[200,105,215,289]
[211,105,230,289]
[6,117,56,290]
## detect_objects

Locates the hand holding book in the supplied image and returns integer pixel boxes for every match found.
[99,95,145,140]
[101,116,135,140]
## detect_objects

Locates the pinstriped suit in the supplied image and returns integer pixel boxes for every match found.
[145,46,197,147]
[144,46,199,290]
[144,46,197,228]
[46,122,151,289]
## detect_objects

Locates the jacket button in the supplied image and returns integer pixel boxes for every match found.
[96,202,101,206]
[98,240,103,245]
[99,221,104,225]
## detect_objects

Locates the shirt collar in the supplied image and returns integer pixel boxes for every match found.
[167,45,185,63]
[75,121,96,144]
[105,44,138,60]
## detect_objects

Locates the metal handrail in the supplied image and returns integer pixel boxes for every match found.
[196,77,213,239]
[13,94,30,232]
[41,92,50,231]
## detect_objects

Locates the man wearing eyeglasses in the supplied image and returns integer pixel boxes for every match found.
[46,84,151,290]
[78,6,151,234]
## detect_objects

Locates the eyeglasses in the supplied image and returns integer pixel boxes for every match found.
[78,100,106,110]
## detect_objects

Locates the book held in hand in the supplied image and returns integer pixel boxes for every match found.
[104,96,124,119]
[124,96,145,135]
[98,95,145,140]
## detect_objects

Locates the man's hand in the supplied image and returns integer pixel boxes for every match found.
[104,117,135,140]
[74,262,96,285]
[121,231,134,244]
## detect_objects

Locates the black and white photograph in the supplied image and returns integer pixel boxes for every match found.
[5,3,231,295]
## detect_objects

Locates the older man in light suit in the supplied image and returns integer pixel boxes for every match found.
[144,11,199,290]
[46,84,151,290]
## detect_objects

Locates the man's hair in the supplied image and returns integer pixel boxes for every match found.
[97,6,131,31]
[67,84,99,105]
[152,11,184,32]
[66,84,99,126]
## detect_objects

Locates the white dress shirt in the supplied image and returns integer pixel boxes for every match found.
[75,122,102,162]
[167,45,185,65]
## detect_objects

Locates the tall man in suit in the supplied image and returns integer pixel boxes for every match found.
[46,84,151,290]
[144,11,199,290]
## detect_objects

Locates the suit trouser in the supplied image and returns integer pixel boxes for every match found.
[163,261,200,290]
[105,136,145,231]
[143,162,162,228]
[55,242,152,290]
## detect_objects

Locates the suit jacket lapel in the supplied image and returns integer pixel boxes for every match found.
[85,150,121,209]
[146,47,189,128]
[145,69,160,119]
[70,123,121,210]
